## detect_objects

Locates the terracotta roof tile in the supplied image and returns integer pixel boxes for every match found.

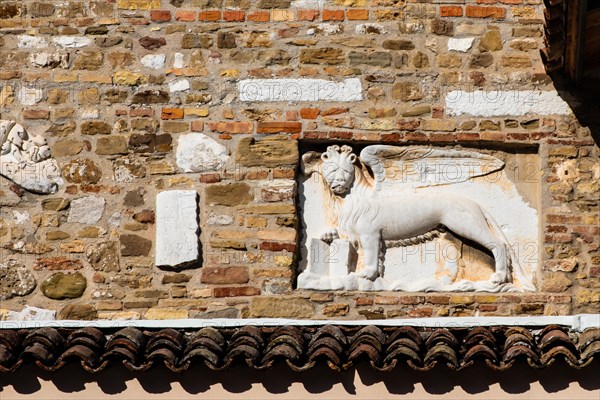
[0,326,598,373]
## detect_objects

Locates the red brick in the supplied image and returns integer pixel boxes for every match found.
[408,307,433,318]
[127,18,150,25]
[199,173,221,183]
[304,131,327,140]
[161,108,184,120]
[248,11,270,22]
[321,107,349,116]
[150,10,171,22]
[175,10,195,21]
[355,297,373,306]
[466,5,506,18]
[260,241,296,252]
[429,133,455,142]
[213,287,261,297]
[381,133,402,142]
[300,108,320,119]
[201,266,249,284]
[198,10,221,21]
[23,109,50,120]
[477,0,497,3]
[398,120,420,131]
[329,131,352,139]
[273,169,295,179]
[286,110,299,121]
[257,122,302,134]
[500,0,521,3]
[130,108,155,117]
[405,132,428,142]
[457,132,480,141]
[191,121,204,132]
[440,6,463,17]
[208,121,254,134]
[223,10,245,22]
[346,9,369,20]
[298,9,319,21]
[323,9,345,21]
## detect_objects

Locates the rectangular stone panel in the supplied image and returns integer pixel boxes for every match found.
[237,78,363,102]
[156,190,199,269]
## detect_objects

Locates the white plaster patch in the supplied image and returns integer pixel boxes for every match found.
[448,37,474,52]
[18,35,47,49]
[176,133,229,173]
[29,52,69,68]
[108,212,122,227]
[18,87,44,105]
[315,23,342,35]
[355,24,387,35]
[446,90,572,116]
[53,36,92,48]
[207,213,234,226]
[238,78,363,102]
[81,109,99,119]
[67,196,106,224]
[156,190,199,269]
[12,211,29,224]
[173,52,185,68]
[141,54,166,69]
[7,306,56,321]
[168,79,190,92]
[292,0,326,8]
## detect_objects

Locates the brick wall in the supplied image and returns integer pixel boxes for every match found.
[0,0,598,320]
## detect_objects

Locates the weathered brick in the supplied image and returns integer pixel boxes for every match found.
[214,287,261,297]
[201,266,250,284]
[466,5,506,18]
[257,122,302,134]
[208,121,253,134]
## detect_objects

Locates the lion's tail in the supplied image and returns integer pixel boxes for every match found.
[482,209,536,291]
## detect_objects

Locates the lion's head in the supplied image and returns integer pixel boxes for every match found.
[320,145,357,195]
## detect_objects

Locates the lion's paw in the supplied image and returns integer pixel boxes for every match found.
[351,267,379,281]
[320,229,339,243]
[489,271,509,285]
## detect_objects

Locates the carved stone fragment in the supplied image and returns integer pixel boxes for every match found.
[0,120,63,194]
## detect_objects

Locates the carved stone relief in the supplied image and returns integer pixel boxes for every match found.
[298,145,538,292]
[0,120,63,194]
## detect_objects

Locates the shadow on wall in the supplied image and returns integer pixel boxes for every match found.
[554,74,600,147]
[1,359,599,398]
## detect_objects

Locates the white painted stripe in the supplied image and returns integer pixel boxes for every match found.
[238,78,363,102]
[445,90,572,117]
[1,314,598,332]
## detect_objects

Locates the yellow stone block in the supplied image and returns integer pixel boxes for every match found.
[54,74,78,83]
[185,108,209,117]
[113,70,148,86]
[97,311,141,320]
[59,240,85,253]
[220,69,240,78]
[272,10,295,21]
[117,0,160,10]
[81,74,112,84]
[145,308,189,319]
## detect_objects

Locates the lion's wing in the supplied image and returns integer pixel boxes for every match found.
[359,145,505,192]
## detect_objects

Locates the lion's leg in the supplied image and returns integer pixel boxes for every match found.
[355,232,381,280]
[442,209,510,284]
